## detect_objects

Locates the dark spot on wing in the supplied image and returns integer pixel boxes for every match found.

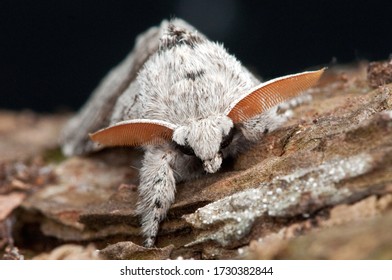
[154,178,163,184]
[185,69,205,81]
[154,199,162,209]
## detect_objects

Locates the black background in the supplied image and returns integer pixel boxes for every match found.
[1,0,391,112]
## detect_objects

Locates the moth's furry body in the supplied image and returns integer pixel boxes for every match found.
[61,19,324,247]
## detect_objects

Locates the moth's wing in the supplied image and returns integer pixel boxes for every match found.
[61,27,160,156]
[61,19,196,156]
[109,81,141,125]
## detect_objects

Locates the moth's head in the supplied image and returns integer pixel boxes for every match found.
[172,115,234,173]
[89,68,325,173]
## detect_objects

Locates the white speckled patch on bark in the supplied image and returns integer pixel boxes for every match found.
[185,153,373,246]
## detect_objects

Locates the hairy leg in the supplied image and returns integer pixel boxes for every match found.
[136,147,177,247]
[136,145,204,247]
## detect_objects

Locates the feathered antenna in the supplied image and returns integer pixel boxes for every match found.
[227,68,325,123]
[89,119,176,147]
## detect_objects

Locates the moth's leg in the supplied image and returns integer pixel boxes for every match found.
[278,93,312,112]
[239,106,291,142]
[239,92,312,142]
[136,147,177,247]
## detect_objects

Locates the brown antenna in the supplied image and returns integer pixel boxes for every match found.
[227,68,325,123]
[89,119,176,147]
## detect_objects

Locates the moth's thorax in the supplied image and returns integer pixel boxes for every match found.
[136,34,256,125]
[173,115,233,173]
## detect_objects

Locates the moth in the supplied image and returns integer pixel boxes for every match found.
[61,19,324,247]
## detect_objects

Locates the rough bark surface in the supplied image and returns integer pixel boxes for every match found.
[1,62,392,259]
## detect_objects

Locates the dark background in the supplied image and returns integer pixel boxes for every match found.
[1,0,391,112]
